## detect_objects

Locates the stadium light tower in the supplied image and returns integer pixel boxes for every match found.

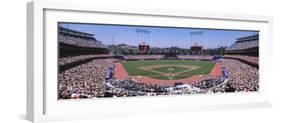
[217,41,224,56]
[136,29,151,54]
[190,31,204,55]
[136,29,150,43]
[190,31,203,45]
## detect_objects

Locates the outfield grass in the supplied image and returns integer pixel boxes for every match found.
[151,66,189,74]
[121,60,215,80]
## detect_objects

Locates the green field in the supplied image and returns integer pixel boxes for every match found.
[122,60,215,80]
[151,66,189,74]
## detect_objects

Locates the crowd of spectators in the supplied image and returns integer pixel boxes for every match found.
[224,55,258,65]
[160,77,226,95]
[105,77,227,96]
[191,77,225,90]
[59,34,107,48]
[59,54,113,66]
[105,79,169,97]
[58,58,117,99]
[221,59,259,92]
[58,57,258,99]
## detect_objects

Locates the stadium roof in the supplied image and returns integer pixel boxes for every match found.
[59,26,95,38]
[236,34,259,43]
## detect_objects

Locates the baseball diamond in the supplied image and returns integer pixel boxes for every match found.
[121,60,215,80]
[114,60,222,85]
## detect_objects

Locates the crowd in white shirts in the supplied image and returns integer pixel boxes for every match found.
[58,57,258,99]
[58,59,116,99]
[59,54,112,65]
[224,55,258,65]
[221,59,259,92]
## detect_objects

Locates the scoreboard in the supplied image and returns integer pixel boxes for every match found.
[139,44,150,53]
[190,45,202,55]
[190,46,202,51]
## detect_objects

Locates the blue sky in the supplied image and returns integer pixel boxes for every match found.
[60,23,258,49]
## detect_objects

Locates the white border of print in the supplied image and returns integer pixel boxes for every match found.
[27,0,273,122]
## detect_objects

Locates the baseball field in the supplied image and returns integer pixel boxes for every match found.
[121,60,215,80]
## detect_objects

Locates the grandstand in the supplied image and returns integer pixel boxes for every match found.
[224,34,259,68]
[219,34,259,92]
[58,26,119,99]
[59,27,109,57]
[58,26,114,71]
[225,34,259,56]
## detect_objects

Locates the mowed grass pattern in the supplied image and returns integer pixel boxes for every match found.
[122,60,215,80]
